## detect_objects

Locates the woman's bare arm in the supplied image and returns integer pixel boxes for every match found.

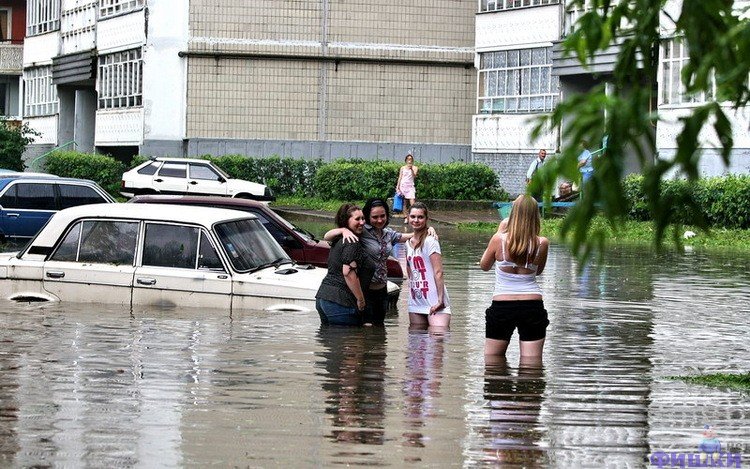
[480,234,501,271]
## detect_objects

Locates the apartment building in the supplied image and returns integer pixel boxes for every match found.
[0,0,24,121]
[471,0,750,196]
[21,0,477,162]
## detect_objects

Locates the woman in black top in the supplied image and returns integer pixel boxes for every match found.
[315,203,373,326]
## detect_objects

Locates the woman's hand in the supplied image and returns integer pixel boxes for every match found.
[341,227,358,243]
[429,301,445,315]
[357,297,366,311]
[427,226,438,239]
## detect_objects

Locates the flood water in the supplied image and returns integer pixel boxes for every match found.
[1,218,749,467]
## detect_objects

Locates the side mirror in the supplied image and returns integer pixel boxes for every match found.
[217,176,226,183]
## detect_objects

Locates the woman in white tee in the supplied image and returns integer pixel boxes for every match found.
[406,202,451,329]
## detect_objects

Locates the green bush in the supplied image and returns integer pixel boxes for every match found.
[0,120,39,171]
[624,174,750,229]
[313,160,506,201]
[203,155,323,197]
[44,151,126,196]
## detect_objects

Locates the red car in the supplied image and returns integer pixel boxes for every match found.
[129,195,404,285]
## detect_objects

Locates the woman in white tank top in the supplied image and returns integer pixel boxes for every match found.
[479,195,549,359]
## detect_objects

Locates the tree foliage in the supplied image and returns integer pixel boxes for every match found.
[529,0,750,259]
[0,120,39,171]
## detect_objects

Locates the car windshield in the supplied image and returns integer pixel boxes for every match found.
[214,218,292,272]
[271,212,316,242]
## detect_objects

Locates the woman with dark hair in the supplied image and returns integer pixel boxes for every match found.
[315,203,374,326]
[479,194,550,359]
[324,198,436,325]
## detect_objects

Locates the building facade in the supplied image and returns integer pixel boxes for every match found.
[471,0,750,196]
[21,0,477,163]
[0,0,24,121]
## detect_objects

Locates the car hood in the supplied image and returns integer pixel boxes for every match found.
[232,263,327,300]
[226,179,268,194]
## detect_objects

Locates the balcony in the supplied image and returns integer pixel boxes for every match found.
[0,43,23,74]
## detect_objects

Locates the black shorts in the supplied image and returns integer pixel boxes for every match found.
[485,300,549,342]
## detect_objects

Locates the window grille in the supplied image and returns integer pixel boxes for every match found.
[98,48,143,109]
[479,0,557,13]
[24,66,59,117]
[26,0,61,36]
[660,37,715,105]
[99,0,144,20]
[477,47,559,114]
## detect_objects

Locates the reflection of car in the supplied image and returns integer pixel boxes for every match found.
[121,157,274,201]
[128,195,405,285]
[0,175,115,240]
[0,204,327,312]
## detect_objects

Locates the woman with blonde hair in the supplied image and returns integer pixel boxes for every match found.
[479,195,549,358]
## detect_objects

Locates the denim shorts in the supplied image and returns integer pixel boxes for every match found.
[316,298,362,326]
[485,300,549,342]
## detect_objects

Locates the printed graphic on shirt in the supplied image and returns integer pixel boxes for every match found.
[408,254,430,301]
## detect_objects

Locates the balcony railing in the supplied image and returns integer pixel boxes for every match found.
[0,43,23,74]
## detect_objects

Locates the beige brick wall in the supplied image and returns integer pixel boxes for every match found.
[186,1,476,145]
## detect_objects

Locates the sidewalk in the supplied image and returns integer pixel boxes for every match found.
[274,206,501,226]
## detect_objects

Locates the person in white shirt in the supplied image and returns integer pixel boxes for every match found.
[406,202,451,330]
[525,149,547,185]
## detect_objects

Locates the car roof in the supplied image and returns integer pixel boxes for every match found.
[149,157,214,164]
[129,194,266,209]
[0,174,95,183]
[31,203,257,248]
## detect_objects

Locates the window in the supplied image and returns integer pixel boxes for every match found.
[57,184,107,209]
[478,48,559,114]
[12,183,56,210]
[479,0,557,12]
[1,8,10,41]
[24,66,59,117]
[189,164,222,181]
[99,0,144,20]
[198,232,224,271]
[26,0,61,36]
[215,219,290,272]
[661,37,714,105]
[143,224,199,269]
[51,220,138,265]
[137,162,160,175]
[158,163,186,178]
[98,48,142,109]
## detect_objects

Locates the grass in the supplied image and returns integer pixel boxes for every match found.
[272,196,347,212]
[669,373,750,391]
[457,217,750,250]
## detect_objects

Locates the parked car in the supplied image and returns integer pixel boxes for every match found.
[121,157,274,201]
[0,203,327,313]
[128,195,405,285]
[0,175,115,241]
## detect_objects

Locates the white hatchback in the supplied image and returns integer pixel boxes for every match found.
[0,203,326,313]
[120,157,274,201]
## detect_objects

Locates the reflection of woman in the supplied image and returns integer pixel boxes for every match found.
[406,203,450,330]
[324,198,436,325]
[480,195,549,358]
[315,204,374,326]
[402,329,446,448]
[317,327,387,446]
[396,154,419,224]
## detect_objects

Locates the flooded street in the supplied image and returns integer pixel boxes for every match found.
[1,219,749,467]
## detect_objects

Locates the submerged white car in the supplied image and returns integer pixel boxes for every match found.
[0,204,327,312]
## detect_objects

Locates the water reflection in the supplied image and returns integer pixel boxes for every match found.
[481,356,546,466]
[316,327,387,446]
[402,328,447,450]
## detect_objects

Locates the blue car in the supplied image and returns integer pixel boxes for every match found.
[0,174,115,240]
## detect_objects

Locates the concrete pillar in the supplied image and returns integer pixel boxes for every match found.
[74,89,96,153]
[57,86,75,147]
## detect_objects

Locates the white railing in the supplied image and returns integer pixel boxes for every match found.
[60,1,96,54]
[0,43,23,73]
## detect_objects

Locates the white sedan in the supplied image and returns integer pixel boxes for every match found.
[0,204,328,313]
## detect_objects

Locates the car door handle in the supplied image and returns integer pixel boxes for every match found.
[154,178,163,183]
[6,213,19,218]
[46,271,65,279]
[137,277,157,285]
[189,180,198,185]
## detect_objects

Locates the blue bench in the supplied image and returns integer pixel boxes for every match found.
[493,201,576,218]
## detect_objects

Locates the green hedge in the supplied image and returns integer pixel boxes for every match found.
[201,155,323,197]
[44,151,126,196]
[624,174,750,229]
[313,160,506,201]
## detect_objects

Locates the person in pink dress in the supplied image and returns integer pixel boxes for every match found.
[396,154,419,224]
